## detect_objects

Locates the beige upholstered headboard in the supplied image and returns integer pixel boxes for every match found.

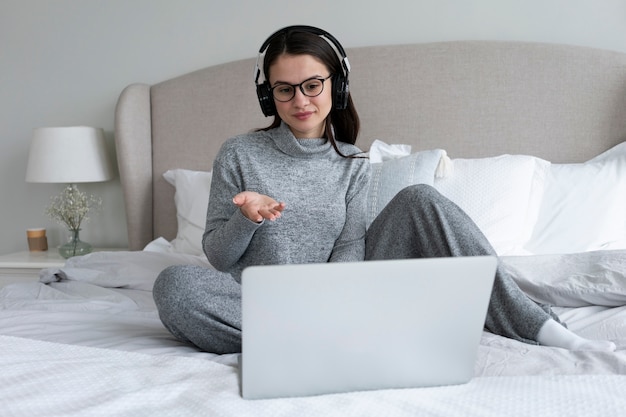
[115,41,626,250]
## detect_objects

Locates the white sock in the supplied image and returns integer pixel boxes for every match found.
[536,319,616,352]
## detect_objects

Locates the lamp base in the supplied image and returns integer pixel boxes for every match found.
[59,229,93,259]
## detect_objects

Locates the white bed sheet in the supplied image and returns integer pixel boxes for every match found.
[1,333,625,417]
[1,249,625,415]
[0,280,235,363]
[2,282,625,375]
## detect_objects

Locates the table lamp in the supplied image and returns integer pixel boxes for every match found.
[25,126,114,258]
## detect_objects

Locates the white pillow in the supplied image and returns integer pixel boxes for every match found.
[434,155,550,255]
[163,169,212,256]
[368,139,412,163]
[524,142,626,254]
[367,148,445,226]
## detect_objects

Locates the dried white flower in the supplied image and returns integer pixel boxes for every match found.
[45,185,102,231]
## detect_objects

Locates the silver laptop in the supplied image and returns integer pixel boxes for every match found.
[241,256,497,400]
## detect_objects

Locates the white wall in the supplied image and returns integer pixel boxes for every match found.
[1,0,625,253]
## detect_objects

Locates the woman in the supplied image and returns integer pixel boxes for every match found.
[153,26,616,354]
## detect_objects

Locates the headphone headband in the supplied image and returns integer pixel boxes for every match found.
[255,25,350,85]
[254,26,351,117]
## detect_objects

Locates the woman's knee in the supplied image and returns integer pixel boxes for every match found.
[388,184,442,209]
[153,264,208,316]
[153,265,184,302]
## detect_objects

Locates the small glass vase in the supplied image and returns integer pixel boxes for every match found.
[59,229,93,259]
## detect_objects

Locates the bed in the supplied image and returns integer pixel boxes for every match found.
[2,40,626,416]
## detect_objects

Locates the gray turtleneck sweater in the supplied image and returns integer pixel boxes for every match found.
[202,123,371,282]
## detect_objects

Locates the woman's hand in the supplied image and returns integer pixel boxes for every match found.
[233,191,286,223]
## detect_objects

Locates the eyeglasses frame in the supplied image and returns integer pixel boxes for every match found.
[270,75,333,102]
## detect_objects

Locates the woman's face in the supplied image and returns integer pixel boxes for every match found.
[268,54,333,139]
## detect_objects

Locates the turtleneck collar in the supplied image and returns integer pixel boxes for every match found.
[272,122,333,158]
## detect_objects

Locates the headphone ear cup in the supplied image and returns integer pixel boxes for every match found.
[256,82,276,117]
[332,74,349,110]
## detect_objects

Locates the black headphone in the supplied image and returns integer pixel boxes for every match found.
[254,25,351,117]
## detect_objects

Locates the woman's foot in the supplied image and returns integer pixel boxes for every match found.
[536,319,616,351]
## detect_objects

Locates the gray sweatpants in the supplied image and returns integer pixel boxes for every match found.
[153,184,554,354]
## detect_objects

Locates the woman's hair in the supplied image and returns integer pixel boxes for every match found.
[257,28,361,155]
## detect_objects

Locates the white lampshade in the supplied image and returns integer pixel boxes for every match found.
[25,126,114,183]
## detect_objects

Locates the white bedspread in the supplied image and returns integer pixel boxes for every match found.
[1,249,625,415]
[1,334,625,417]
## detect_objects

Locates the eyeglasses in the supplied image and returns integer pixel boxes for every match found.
[270,75,332,102]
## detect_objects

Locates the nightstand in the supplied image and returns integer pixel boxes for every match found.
[0,250,66,288]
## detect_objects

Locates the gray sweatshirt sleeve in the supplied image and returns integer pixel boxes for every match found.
[202,156,262,272]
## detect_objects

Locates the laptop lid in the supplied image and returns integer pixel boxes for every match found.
[241,256,497,399]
